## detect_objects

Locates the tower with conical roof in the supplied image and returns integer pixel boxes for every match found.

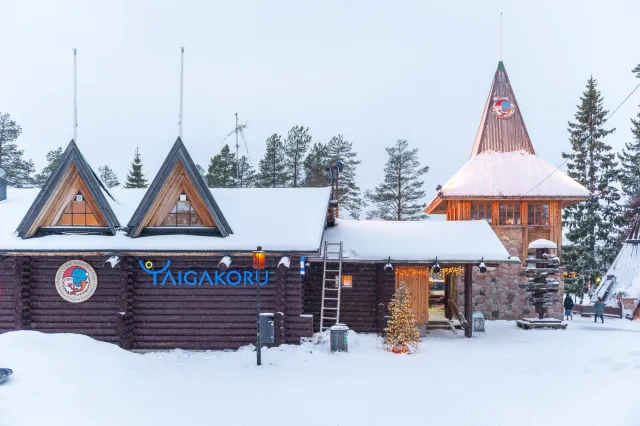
[425,62,590,262]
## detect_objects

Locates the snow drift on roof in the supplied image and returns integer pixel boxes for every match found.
[321,219,517,263]
[0,187,331,252]
[435,151,590,198]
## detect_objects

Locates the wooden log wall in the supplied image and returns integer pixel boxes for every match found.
[0,254,313,350]
[0,257,17,332]
[302,262,395,333]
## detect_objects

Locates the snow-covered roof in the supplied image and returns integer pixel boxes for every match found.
[320,219,518,263]
[0,187,331,252]
[426,151,590,212]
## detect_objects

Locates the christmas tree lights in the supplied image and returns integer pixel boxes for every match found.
[384,281,421,354]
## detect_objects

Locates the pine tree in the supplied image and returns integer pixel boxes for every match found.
[384,282,420,354]
[256,134,288,188]
[33,147,63,187]
[366,139,429,220]
[98,165,120,188]
[326,134,365,219]
[618,64,640,223]
[562,77,623,286]
[302,142,330,187]
[284,125,311,187]
[206,144,237,188]
[124,147,148,188]
[0,113,35,187]
[237,156,256,188]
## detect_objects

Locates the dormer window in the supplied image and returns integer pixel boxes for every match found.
[57,192,101,226]
[161,192,205,227]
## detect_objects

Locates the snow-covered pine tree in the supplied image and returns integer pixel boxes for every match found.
[302,142,329,187]
[0,112,35,187]
[33,146,63,187]
[124,147,148,188]
[256,134,288,188]
[384,281,420,354]
[618,64,640,222]
[326,134,365,219]
[206,144,237,188]
[284,125,311,187]
[366,139,429,220]
[237,156,256,188]
[562,76,623,285]
[98,165,120,188]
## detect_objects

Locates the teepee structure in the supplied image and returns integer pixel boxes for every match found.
[593,212,640,319]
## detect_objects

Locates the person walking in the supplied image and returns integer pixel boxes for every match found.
[563,294,574,320]
[593,297,605,323]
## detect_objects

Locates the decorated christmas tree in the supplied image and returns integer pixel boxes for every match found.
[384,281,420,353]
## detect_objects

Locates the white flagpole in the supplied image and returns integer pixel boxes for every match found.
[73,48,78,142]
[179,47,185,139]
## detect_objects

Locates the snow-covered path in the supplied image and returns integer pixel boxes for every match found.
[1,318,639,426]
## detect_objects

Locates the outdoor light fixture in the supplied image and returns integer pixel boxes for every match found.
[253,246,266,366]
[253,246,265,270]
[218,256,232,271]
[384,256,393,271]
[436,184,442,191]
[479,257,487,274]
[432,257,441,274]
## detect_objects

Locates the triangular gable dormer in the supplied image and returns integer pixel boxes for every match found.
[16,140,120,238]
[127,138,232,238]
[470,61,535,157]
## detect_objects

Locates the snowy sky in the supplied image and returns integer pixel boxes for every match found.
[2,0,640,209]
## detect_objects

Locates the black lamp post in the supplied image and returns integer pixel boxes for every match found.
[253,246,266,366]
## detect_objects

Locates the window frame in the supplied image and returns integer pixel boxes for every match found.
[498,203,521,226]
[471,202,493,223]
[340,275,353,288]
[160,192,205,227]
[57,192,101,227]
[528,203,550,226]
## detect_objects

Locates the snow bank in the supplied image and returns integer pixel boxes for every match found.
[2,318,638,426]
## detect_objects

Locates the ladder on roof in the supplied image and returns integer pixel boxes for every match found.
[320,241,343,332]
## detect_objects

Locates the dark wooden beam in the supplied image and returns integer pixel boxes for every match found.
[274,262,287,346]
[464,264,473,338]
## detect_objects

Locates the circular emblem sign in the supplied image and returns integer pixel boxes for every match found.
[493,98,516,119]
[55,260,98,303]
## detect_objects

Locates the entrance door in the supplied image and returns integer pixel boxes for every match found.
[395,267,429,324]
[429,279,447,321]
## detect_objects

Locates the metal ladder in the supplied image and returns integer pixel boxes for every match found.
[320,241,343,331]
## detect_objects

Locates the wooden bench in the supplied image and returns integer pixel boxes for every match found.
[571,305,622,318]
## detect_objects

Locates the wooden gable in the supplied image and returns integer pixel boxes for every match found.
[127,138,232,238]
[16,140,120,238]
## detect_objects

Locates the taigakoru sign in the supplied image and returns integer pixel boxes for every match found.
[139,260,269,287]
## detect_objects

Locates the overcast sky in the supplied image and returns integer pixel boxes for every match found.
[2,0,639,211]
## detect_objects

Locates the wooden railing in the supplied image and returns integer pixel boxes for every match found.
[448,299,469,330]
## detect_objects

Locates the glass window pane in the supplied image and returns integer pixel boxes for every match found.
[59,214,72,225]
[162,213,177,226]
[71,201,86,214]
[176,201,190,213]
[72,214,86,226]
[85,213,100,226]
[176,213,190,226]
[190,211,204,226]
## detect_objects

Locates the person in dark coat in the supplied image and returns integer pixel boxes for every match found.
[563,294,574,320]
[593,297,605,323]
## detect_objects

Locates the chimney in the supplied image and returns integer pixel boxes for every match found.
[0,168,6,202]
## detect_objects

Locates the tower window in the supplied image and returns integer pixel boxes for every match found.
[528,203,550,226]
[471,203,492,223]
[499,203,521,225]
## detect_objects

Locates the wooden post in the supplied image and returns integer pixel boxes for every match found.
[274,262,288,346]
[376,264,387,334]
[464,264,473,338]
[444,274,451,320]
[116,256,136,349]
[14,257,32,330]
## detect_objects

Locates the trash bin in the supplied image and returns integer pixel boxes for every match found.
[259,313,275,344]
[330,324,349,353]
[472,311,485,335]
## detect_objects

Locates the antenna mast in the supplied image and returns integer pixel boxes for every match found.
[235,112,239,184]
[179,46,185,139]
[73,48,78,142]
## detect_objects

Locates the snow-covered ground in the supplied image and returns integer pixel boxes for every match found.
[1,318,639,426]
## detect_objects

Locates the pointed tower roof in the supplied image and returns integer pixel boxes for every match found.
[470,61,535,157]
[127,138,233,238]
[16,139,120,238]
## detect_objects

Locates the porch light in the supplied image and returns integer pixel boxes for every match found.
[253,246,265,270]
[479,258,487,274]
[432,257,441,274]
[384,256,393,271]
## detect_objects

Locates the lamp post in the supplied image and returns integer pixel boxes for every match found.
[253,246,266,366]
